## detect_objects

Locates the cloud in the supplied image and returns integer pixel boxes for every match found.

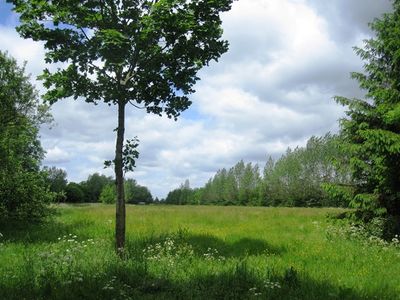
[306,0,393,43]
[44,146,71,164]
[0,0,392,198]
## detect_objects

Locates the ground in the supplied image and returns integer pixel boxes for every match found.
[0,205,399,299]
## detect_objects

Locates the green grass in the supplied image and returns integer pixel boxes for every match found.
[0,205,399,299]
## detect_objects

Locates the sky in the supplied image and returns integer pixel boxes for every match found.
[0,0,393,198]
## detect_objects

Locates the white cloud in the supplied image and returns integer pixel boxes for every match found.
[0,0,392,198]
[44,146,71,164]
[0,26,46,89]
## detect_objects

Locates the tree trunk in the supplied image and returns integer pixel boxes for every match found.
[115,100,126,255]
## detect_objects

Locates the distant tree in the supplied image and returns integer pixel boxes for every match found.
[166,134,351,208]
[335,1,400,237]
[223,168,238,205]
[125,179,153,204]
[0,51,53,222]
[130,185,153,204]
[81,173,113,203]
[262,134,352,207]
[99,179,153,204]
[165,187,184,205]
[65,182,85,203]
[43,166,67,192]
[10,0,235,252]
[99,183,116,204]
[262,156,275,206]
[165,179,197,205]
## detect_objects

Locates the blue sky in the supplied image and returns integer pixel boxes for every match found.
[0,0,393,198]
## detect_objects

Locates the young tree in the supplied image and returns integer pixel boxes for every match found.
[335,1,400,235]
[10,0,235,252]
[99,183,116,204]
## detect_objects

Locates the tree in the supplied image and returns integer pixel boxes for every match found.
[99,183,116,204]
[261,135,352,207]
[81,173,113,203]
[335,1,400,236]
[125,178,153,204]
[65,182,85,203]
[0,51,53,222]
[10,0,235,252]
[43,166,68,197]
[99,179,153,204]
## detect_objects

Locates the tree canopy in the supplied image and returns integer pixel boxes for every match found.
[0,51,53,222]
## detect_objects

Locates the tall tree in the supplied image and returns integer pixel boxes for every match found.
[335,1,400,235]
[0,51,53,221]
[81,173,113,203]
[10,0,235,252]
[43,166,68,193]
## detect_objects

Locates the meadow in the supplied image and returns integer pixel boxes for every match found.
[0,205,399,299]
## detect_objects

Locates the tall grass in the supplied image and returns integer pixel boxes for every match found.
[0,205,399,299]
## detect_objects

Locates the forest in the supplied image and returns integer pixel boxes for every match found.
[1,0,400,299]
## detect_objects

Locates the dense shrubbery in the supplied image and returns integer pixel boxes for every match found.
[166,134,352,207]
[0,51,54,222]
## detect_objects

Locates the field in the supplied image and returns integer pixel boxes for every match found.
[0,205,399,299]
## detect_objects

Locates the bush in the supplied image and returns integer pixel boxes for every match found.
[0,170,53,222]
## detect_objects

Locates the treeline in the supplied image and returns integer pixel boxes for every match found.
[44,168,154,204]
[165,134,352,207]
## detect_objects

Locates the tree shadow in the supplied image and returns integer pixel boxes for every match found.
[0,217,95,244]
[124,230,284,259]
[1,261,394,300]
[184,234,284,258]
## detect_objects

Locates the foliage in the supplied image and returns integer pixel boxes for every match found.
[99,179,153,204]
[104,137,139,173]
[165,179,195,205]
[99,184,116,204]
[125,179,153,204]
[263,134,352,207]
[43,166,68,193]
[335,0,400,236]
[43,166,68,202]
[80,173,114,203]
[65,183,85,203]
[0,51,53,222]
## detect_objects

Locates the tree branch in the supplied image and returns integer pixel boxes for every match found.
[128,100,145,109]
